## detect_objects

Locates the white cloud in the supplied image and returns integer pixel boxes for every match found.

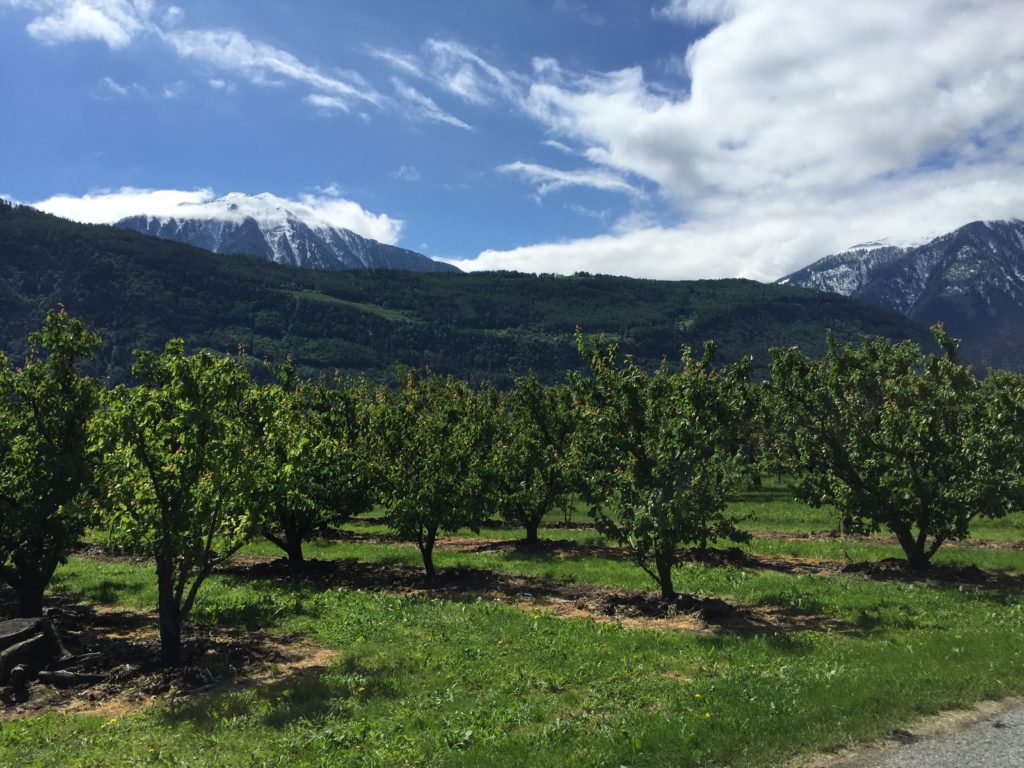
[391,78,473,130]
[163,28,381,109]
[423,38,521,106]
[542,139,577,155]
[207,78,235,93]
[498,161,643,198]
[3,0,154,48]
[653,0,736,24]
[373,39,522,123]
[30,187,404,244]
[97,74,128,96]
[393,165,421,182]
[161,79,185,98]
[316,182,342,197]
[368,48,423,78]
[455,0,1024,279]
[305,93,349,113]
[160,3,180,26]
[461,163,1024,281]
[294,193,403,244]
[33,187,215,222]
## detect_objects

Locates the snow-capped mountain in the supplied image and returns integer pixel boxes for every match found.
[779,219,1024,370]
[116,192,458,273]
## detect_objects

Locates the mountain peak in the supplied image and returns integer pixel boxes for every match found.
[116,193,458,274]
[779,218,1024,370]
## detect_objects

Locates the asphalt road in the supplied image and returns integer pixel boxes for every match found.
[832,703,1024,768]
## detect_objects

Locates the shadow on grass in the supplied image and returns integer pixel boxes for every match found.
[217,557,858,637]
[157,654,396,731]
[49,575,149,605]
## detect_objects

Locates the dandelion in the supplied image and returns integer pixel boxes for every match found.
[693,693,702,700]
[704,712,711,719]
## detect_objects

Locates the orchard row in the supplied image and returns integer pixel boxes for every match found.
[2,311,1022,665]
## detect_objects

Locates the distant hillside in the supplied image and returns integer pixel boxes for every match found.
[0,201,932,385]
[780,219,1024,371]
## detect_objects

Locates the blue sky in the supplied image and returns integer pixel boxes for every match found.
[2,0,1023,279]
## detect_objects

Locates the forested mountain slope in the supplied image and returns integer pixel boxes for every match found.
[0,201,932,385]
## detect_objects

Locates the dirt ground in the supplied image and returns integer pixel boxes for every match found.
[0,600,336,720]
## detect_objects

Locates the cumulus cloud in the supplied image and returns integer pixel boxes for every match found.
[498,161,643,198]
[2,0,155,48]
[30,187,404,244]
[32,187,215,222]
[455,0,1024,279]
[293,193,403,244]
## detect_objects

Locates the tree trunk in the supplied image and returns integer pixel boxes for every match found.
[156,558,183,667]
[655,552,675,600]
[16,580,45,619]
[893,525,931,572]
[285,528,305,569]
[524,519,540,544]
[418,527,437,580]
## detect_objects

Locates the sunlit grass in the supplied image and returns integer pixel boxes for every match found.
[5,481,1022,768]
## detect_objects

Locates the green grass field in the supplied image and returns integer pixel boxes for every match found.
[2,483,1022,768]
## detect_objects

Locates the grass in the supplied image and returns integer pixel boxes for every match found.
[286,290,417,323]
[2,483,1022,768]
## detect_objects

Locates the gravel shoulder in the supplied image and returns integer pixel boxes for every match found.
[796,698,1024,768]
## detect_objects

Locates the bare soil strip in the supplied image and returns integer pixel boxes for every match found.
[306,532,1024,590]
[750,529,1024,551]
[220,556,857,637]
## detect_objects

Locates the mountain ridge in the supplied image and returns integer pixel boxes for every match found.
[779,219,1024,370]
[0,199,933,386]
[116,192,458,273]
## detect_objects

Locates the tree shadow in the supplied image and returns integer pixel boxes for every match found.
[217,557,858,637]
[157,653,396,731]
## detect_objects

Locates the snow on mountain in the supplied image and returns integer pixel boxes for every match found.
[117,192,459,273]
[778,219,1024,370]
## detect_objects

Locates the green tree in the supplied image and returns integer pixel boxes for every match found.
[574,333,752,599]
[770,328,1019,571]
[94,341,259,665]
[0,310,101,617]
[373,372,495,578]
[491,373,579,544]
[253,362,374,568]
